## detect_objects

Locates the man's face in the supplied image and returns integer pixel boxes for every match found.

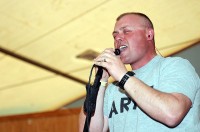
[113,15,149,65]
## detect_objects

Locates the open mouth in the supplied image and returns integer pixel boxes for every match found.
[119,45,127,52]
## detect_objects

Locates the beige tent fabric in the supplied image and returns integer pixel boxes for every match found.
[0,0,200,116]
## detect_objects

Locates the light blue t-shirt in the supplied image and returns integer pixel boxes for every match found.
[104,55,200,132]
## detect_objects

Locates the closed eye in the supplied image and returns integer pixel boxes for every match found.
[112,32,118,39]
[123,30,132,34]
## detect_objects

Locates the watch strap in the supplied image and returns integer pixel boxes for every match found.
[118,71,135,90]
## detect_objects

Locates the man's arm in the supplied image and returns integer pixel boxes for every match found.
[124,77,192,127]
[79,85,109,132]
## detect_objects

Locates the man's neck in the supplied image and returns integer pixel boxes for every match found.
[130,53,157,70]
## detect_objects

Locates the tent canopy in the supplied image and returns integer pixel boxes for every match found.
[0,0,200,116]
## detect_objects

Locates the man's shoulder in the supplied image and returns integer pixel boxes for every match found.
[159,56,191,67]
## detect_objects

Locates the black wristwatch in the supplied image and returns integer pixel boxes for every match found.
[118,71,135,90]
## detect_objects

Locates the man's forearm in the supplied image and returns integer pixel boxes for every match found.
[79,85,106,132]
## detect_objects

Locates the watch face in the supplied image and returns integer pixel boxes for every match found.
[127,71,135,76]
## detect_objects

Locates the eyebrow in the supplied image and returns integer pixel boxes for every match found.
[112,31,118,35]
[112,26,129,35]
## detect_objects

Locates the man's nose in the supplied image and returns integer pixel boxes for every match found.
[115,33,124,42]
[115,39,122,46]
[115,33,124,45]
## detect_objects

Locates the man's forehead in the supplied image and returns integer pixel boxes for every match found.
[114,21,142,31]
[114,15,146,30]
[116,25,132,30]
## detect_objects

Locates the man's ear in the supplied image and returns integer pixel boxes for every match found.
[146,28,154,40]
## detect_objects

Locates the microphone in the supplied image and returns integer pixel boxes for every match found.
[114,49,120,55]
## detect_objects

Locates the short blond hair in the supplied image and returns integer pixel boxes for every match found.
[116,12,154,29]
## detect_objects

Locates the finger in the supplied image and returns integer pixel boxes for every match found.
[96,56,113,64]
[94,48,116,64]
[94,60,103,67]
[94,58,110,68]
[103,48,116,55]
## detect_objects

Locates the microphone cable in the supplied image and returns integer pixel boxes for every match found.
[83,64,103,132]
[83,49,120,132]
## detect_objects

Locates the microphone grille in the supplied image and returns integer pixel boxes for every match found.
[114,49,120,55]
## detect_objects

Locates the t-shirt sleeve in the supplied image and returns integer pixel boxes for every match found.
[159,57,200,104]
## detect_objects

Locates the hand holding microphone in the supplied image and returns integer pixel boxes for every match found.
[94,48,127,81]
[94,49,120,81]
